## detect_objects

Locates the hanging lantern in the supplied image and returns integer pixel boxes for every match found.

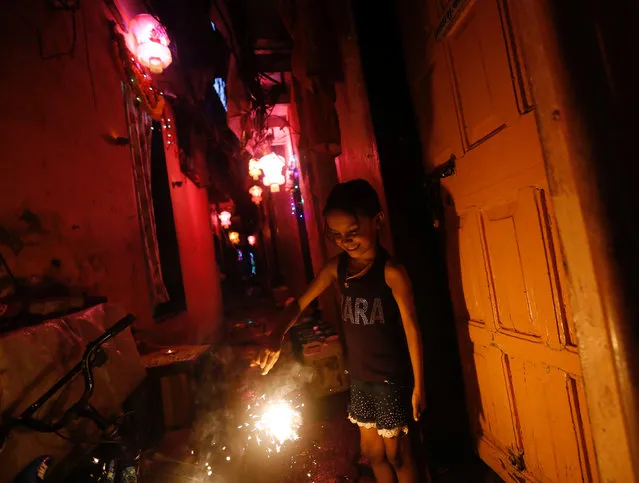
[259,153,286,192]
[229,231,240,245]
[248,158,262,181]
[248,235,257,246]
[219,211,232,229]
[249,185,263,205]
[128,14,172,74]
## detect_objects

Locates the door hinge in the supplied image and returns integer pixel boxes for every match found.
[425,154,456,184]
[507,449,526,473]
[424,155,457,229]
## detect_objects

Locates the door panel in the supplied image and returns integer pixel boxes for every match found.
[471,343,520,454]
[456,210,492,326]
[447,0,518,147]
[414,43,464,169]
[426,0,599,481]
[483,187,561,343]
[509,359,595,482]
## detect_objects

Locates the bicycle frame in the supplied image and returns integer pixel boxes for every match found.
[0,314,138,482]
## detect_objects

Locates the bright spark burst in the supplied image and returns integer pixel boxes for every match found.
[255,400,302,445]
[192,385,305,474]
[239,393,304,455]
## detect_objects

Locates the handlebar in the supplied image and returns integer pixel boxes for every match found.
[94,314,137,348]
[0,314,136,442]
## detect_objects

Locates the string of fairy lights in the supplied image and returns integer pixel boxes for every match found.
[287,156,304,219]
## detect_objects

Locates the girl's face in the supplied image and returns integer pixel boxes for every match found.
[325,209,381,260]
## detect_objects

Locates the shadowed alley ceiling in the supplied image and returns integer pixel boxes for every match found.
[235,0,291,73]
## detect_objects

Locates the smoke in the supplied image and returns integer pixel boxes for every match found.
[188,345,315,462]
[267,360,315,400]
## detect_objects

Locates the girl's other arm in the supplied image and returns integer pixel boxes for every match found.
[255,257,339,374]
[271,257,339,339]
[385,262,426,420]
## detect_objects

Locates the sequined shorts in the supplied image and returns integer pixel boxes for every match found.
[347,378,411,438]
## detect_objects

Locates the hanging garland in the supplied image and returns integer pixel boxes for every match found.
[111,25,165,121]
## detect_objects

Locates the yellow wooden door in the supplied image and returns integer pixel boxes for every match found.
[418,1,598,481]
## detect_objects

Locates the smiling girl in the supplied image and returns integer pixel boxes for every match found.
[255,179,425,483]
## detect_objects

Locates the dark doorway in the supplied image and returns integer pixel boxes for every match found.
[150,120,186,320]
[352,0,471,467]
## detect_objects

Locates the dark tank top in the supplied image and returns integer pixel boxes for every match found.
[337,248,412,383]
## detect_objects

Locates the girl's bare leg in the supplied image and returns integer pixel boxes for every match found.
[383,433,418,483]
[359,427,396,483]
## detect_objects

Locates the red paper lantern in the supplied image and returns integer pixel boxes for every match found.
[248,158,262,181]
[248,235,257,246]
[259,153,286,192]
[219,211,232,229]
[129,14,172,74]
[249,185,263,205]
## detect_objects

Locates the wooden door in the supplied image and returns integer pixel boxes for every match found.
[419,1,598,481]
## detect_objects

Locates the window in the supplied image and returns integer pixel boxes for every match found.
[213,77,227,111]
[150,120,186,319]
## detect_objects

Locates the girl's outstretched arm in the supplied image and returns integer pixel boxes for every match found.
[385,261,426,421]
[255,257,339,375]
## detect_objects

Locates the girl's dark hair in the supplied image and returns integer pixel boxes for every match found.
[323,179,382,218]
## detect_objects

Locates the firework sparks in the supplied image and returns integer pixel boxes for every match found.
[255,400,302,445]
[239,392,304,455]
[188,358,311,480]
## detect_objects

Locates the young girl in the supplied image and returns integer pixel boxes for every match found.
[255,179,425,483]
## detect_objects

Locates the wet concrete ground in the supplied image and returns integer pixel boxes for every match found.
[142,299,501,482]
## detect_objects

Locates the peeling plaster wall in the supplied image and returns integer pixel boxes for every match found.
[0,1,154,326]
[0,2,224,344]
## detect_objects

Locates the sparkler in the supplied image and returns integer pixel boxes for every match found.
[242,393,304,455]
[186,393,305,481]
[255,399,302,445]
[185,357,313,481]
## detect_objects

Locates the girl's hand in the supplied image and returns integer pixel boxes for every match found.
[252,332,283,375]
[412,386,427,421]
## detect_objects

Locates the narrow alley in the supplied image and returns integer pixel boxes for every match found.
[1,0,639,482]
[138,296,500,482]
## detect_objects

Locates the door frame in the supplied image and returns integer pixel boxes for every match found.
[514,1,639,480]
